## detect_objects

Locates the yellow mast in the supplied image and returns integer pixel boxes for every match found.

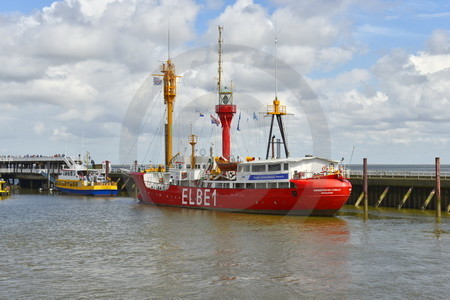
[154,59,179,169]
[188,133,198,169]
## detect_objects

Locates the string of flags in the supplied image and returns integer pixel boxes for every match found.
[210,114,220,126]
[193,108,260,129]
[153,76,162,85]
[196,108,205,117]
[237,112,241,131]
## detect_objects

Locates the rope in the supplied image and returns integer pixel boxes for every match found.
[120,88,162,167]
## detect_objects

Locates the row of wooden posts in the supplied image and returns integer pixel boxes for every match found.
[357,157,444,220]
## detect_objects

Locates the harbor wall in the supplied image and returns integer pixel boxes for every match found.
[347,177,450,211]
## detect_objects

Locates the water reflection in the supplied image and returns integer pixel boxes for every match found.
[130,205,352,297]
[1,195,449,299]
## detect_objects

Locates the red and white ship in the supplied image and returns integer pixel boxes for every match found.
[131,27,351,216]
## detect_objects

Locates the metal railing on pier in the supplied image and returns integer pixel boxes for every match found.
[348,170,450,180]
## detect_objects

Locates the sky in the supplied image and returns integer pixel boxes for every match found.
[1,0,450,165]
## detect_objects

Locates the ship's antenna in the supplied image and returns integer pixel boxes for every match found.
[218,25,223,94]
[274,35,278,99]
[167,23,171,59]
[349,146,356,165]
[81,130,84,159]
[273,14,282,101]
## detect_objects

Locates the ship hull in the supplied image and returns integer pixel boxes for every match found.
[131,173,351,216]
[55,184,118,196]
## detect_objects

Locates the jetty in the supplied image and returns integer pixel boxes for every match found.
[0,155,73,189]
[347,158,450,213]
[0,155,130,191]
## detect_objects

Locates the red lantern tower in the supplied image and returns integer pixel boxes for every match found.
[215,26,236,161]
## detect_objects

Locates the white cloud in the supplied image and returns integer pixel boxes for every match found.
[33,122,46,135]
[425,29,450,54]
[1,0,450,163]
[51,126,72,140]
[410,53,450,75]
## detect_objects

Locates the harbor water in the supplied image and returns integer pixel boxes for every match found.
[1,192,449,299]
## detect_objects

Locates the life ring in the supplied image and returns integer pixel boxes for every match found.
[322,166,328,172]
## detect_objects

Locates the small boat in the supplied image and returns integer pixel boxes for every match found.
[55,159,118,196]
[130,26,352,216]
[0,179,11,196]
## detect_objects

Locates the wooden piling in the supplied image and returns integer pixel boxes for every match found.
[363,158,368,212]
[375,186,389,207]
[398,187,413,209]
[355,192,364,207]
[435,157,441,219]
[422,189,435,210]
[121,177,131,191]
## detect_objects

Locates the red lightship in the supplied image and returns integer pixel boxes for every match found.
[131,26,351,216]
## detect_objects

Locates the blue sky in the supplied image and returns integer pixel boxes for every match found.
[0,0,55,13]
[1,0,450,164]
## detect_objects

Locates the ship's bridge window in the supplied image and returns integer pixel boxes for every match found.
[284,163,289,170]
[252,164,266,172]
[268,164,281,172]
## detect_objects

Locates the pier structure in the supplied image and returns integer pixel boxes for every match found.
[347,167,450,212]
[0,155,84,189]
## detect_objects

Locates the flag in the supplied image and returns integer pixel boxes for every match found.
[237,112,241,131]
[210,114,220,126]
[253,112,258,120]
[153,76,162,85]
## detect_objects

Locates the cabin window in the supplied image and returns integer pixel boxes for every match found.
[256,183,266,189]
[279,182,289,188]
[268,164,281,172]
[246,183,255,189]
[283,163,289,170]
[268,182,277,188]
[239,165,250,172]
[252,165,266,172]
